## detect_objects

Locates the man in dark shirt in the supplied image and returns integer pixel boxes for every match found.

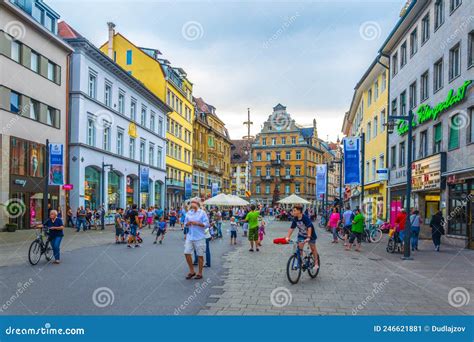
[127,204,141,248]
[285,205,319,271]
[43,210,64,264]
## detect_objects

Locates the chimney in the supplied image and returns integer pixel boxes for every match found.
[107,22,116,59]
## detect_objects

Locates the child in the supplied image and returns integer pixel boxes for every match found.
[229,217,238,245]
[258,218,266,246]
[153,217,167,244]
[242,221,249,238]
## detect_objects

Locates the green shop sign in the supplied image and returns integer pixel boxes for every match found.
[397,80,472,135]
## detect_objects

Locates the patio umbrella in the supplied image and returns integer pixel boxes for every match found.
[278,194,311,205]
[203,193,235,206]
[227,195,250,206]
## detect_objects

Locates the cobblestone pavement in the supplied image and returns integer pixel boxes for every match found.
[200,219,474,316]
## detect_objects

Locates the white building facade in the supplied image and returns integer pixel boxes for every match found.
[62,25,169,212]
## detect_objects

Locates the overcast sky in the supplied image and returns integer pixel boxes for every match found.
[50,0,406,142]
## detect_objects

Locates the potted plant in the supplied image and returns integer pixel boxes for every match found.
[5,223,17,232]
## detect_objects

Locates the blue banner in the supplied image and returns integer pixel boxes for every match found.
[0,316,471,342]
[139,166,149,193]
[48,143,64,186]
[211,183,219,197]
[184,177,192,200]
[343,137,361,185]
[316,164,327,197]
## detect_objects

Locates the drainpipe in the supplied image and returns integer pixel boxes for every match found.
[107,22,116,59]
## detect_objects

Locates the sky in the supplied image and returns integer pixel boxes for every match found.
[50,0,407,142]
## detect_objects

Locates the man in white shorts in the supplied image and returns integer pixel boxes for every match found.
[184,198,209,280]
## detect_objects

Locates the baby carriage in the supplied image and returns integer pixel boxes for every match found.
[386,231,403,253]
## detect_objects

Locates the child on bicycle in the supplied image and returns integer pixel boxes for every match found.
[285,205,319,272]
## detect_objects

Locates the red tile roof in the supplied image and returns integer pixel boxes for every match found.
[58,21,82,39]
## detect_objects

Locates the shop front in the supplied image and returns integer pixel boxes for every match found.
[84,166,101,210]
[363,183,386,224]
[154,181,164,208]
[126,175,138,206]
[108,171,122,210]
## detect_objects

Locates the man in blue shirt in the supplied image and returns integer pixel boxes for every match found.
[342,205,354,246]
[43,210,64,264]
[184,198,209,280]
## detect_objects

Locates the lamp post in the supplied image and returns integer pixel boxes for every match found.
[387,109,414,260]
[101,161,113,230]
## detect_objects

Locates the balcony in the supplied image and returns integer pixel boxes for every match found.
[166,179,184,188]
[271,159,284,166]
[281,175,293,182]
[209,166,224,175]
[260,175,274,181]
[194,159,209,169]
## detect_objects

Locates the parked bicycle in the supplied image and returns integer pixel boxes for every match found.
[362,224,383,243]
[286,240,320,284]
[28,227,53,265]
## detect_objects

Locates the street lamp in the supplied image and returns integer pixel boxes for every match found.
[101,161,113,230]
[387,109,415,260]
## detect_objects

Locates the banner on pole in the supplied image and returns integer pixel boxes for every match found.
[184,177,192,200]
[48,143,64,186]
[316,164,327,197]
[211,183,219,197]
[140,166,149,193]
[343,137,361,185]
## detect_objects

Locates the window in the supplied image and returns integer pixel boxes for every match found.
[87,118,95,146]
[390,146,397,168]
[10,91,20,113]
[400,91,407,115]
[11,40,21,63]
[435,0,444,30]
[141,106,147,126]
[285,166,291,175]
[150,112,156,131]
[410,28,418,56]
[104,83,112,107]
[256,153,262,161]
[365,162,369,182]
[291,137,296,144]
[391,98,398,116]
[256,184,261,194]
[276,152,281,160]
[282,137,286,144]
[157,147,163,168]
[374,81,379,99]
[371,159,376,181]
[295,166,301,176]
[295,184,300,194]
[400,41,407,67]
[266,152,271,161]
[449,43,461,80]
[130,100,137,121]
[433,123,442,153]
[266,166,271,176]
[366,122,371,141]
[149,145,155,166]
[422,13,430,43]
[262,138,266,146]
[469,31,474,68]
[30,99,39,120]
[450,0,461,12]
[409,81,417,109]
[399,141,406,167]
[256,167,261,177]
[448,115,460,149]
[47,62,56,82]
[434,58,444,91]
[380,109,386,132]
[469,107,474,143]
[373,116,378,137]
[420,130,428,158]
[88,72,97,98]
[118,92,125,114]
[379,154,385,169]
[381,72,387,92]
[272,138,276,145]
[285,184,290,194]
[10,137,28,176]
[392,52,398,76]
[117,131,123,155]
[368,89,372,106]
[103,126,110,151]
[126,50,132,65]
[286,151,291,160]
[421,71,429,101]
[129,138,136,159]
[30,51,39,72]
[158,118,163,136]
[296,151,301,160]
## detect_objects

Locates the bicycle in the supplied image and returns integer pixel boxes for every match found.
[318,215,327,228]
[335,222,346,240]
[363,224,383,243]
[28,227,53,265]
[286,240,320,284]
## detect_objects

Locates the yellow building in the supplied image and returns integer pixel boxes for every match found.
[342,56,389,223]
[100,24,194,209]
[192,97,232,198]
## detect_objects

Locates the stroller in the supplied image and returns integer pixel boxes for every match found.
[386,231,403,253]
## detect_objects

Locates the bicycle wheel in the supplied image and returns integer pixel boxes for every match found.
[336,226,345,240]
[44,241,54,261]
[307,254,320,279]
[286,255,301,284]
[370,228,383,243]
[386,239,395,253]
[28,240,42,265]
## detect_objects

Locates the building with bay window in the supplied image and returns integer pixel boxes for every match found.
[59,22,169,213]
[0,0,72,229]
[381,0,474,248]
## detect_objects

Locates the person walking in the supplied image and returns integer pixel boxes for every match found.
[66,206,75,228]
[76,206,87,232]
[430,210,445,252]
[229,216,238,245]
[346,208,364,252]
[215,209,223,238]
[146,207,154,229]
[328,207,340,243]
[243,204,260,252]
[395,208,408,249]
[342,205,354,246]
[114,208,125,244]
[409,210,422,251]
[43,210,64,264]
[184,198,209,279]
[127,204,141,248]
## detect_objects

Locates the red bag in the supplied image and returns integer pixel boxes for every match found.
[273,237,289,244]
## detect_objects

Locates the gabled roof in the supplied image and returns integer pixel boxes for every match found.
[58,21,82,39]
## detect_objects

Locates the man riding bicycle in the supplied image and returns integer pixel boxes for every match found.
[285,205,319,272]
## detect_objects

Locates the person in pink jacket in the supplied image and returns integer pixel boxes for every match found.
[328,207,341,243]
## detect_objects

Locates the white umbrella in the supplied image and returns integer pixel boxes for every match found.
[278,194,311,205]
[227,195,250,206]
[203,193,235,206]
